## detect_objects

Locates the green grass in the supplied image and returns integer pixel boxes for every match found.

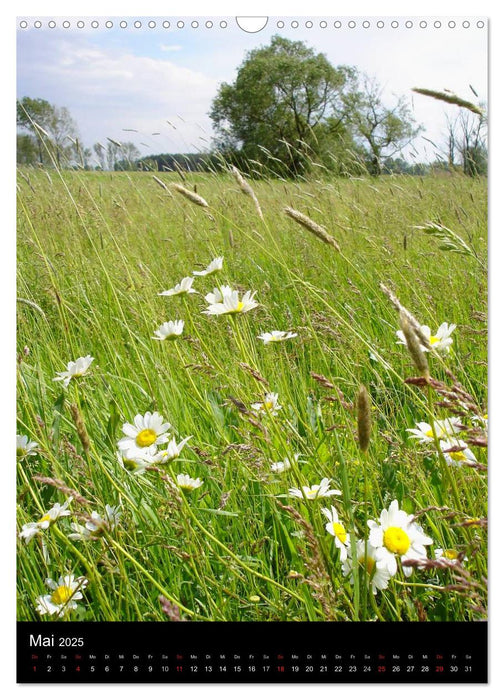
[16,166,487,622]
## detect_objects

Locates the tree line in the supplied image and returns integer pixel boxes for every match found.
[17,36,487,178]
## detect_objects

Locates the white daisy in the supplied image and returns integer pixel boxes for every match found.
[440,438,477,466]
[434,547,467,566]
[342,539,392,594]
[193,256,224,277]
[53,355,94,387]
[17,434,38,460]
[159,277,196,297]
[407,418,461,443]
[367,500,433,577]
[204,285,233,305]
[396,322,456,354]
[19,498,74,542]
[288,477,342,500]
[118,411,171,452]
[271,454,300,474]
[251,392,282,416]
[321,505,349,560]
[69,505,121,540]
[152,320,184,340]
[257,330,298,344]
[149,436,192,464]
[35,574,88,617]
[174,473,203,492]
[117,446,155,475]
[203,289,258,316]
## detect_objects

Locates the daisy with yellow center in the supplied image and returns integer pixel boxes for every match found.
[16,434,38,460]
[367,500,433,577]
[257,330,298,345]
[118,411,171,453]
[288,477,342,500]
[396,322,456,354]
[35,574,88,617]
[321,506,349,560]
[251,392,282,416]
[440,438,477,466]
[19,498,73,544]
[203,288,258,316]
[407,418,461,443]
[53,355,94,388]
[342,539,392,594]
[174,473,203,492]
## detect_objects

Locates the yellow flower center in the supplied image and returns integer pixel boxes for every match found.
[236,301,244,312]
[136,428,157,448]
[51,585,73,606]
[450,451,466,462]
[38,514,52,524]
[306,488,318,498]
[358,553,376,575]
[332,522,347,544]
[441,549,458,560]
[383,526,411,555]
[425,428,434,438]
[429,335,440,345]
[179,484,195,492]
[264,401,274,410]
[17,447,26,457]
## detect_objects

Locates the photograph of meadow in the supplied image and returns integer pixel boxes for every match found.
[16,18,487,623]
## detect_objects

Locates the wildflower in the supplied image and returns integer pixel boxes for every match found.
[193,256,223,277]
[152,320,184,340]
[440,438,477,466]
[118,411,171,452]
[342,539,392,594]
[69,505,121,540]
[321,506,349,560]
[257,330,298,344]
[174,473,203,492]
[251,392,282,416]
[150,436,192,464]
[396,322,456,353]
[204,285,232,305]
[203,288,258,316]
[288,477,342,500]
[471,413,488,431]
[35,574,87,617]
[159,277,196,297]
[117,446,155,475]
[19,498,73,543]
[367,500,433,577]
[249,595,261,603]
[434,547,467,565]
[17,434,38,460]
[407,418,461,443]
[53,355,94,387]
[271,454,300,474]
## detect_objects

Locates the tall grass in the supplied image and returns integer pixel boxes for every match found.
[16,163,487,622]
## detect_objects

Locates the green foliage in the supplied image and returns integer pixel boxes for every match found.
[16,166,487,622]
[210,35,356,176]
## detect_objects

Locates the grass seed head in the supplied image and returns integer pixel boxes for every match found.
[284,206,341,252]
[400,313,429,377]
[172,183,209,208]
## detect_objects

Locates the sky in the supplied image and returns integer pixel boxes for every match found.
[16,15,488,165]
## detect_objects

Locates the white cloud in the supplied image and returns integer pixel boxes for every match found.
[160,44,183,52]
[17,34,218,153]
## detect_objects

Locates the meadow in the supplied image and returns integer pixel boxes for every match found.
[16,165,487,622]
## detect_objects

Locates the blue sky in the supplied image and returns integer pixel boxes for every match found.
[17,16,488,164]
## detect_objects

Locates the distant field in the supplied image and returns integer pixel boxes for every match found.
[16,168,487,621]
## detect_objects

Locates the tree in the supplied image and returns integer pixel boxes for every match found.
[343,75,421,175]
[17,97,80,167]
[16,134,39,165]
[210,35,355,176]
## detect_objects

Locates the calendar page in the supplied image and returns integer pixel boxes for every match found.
[16,15,488,683]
